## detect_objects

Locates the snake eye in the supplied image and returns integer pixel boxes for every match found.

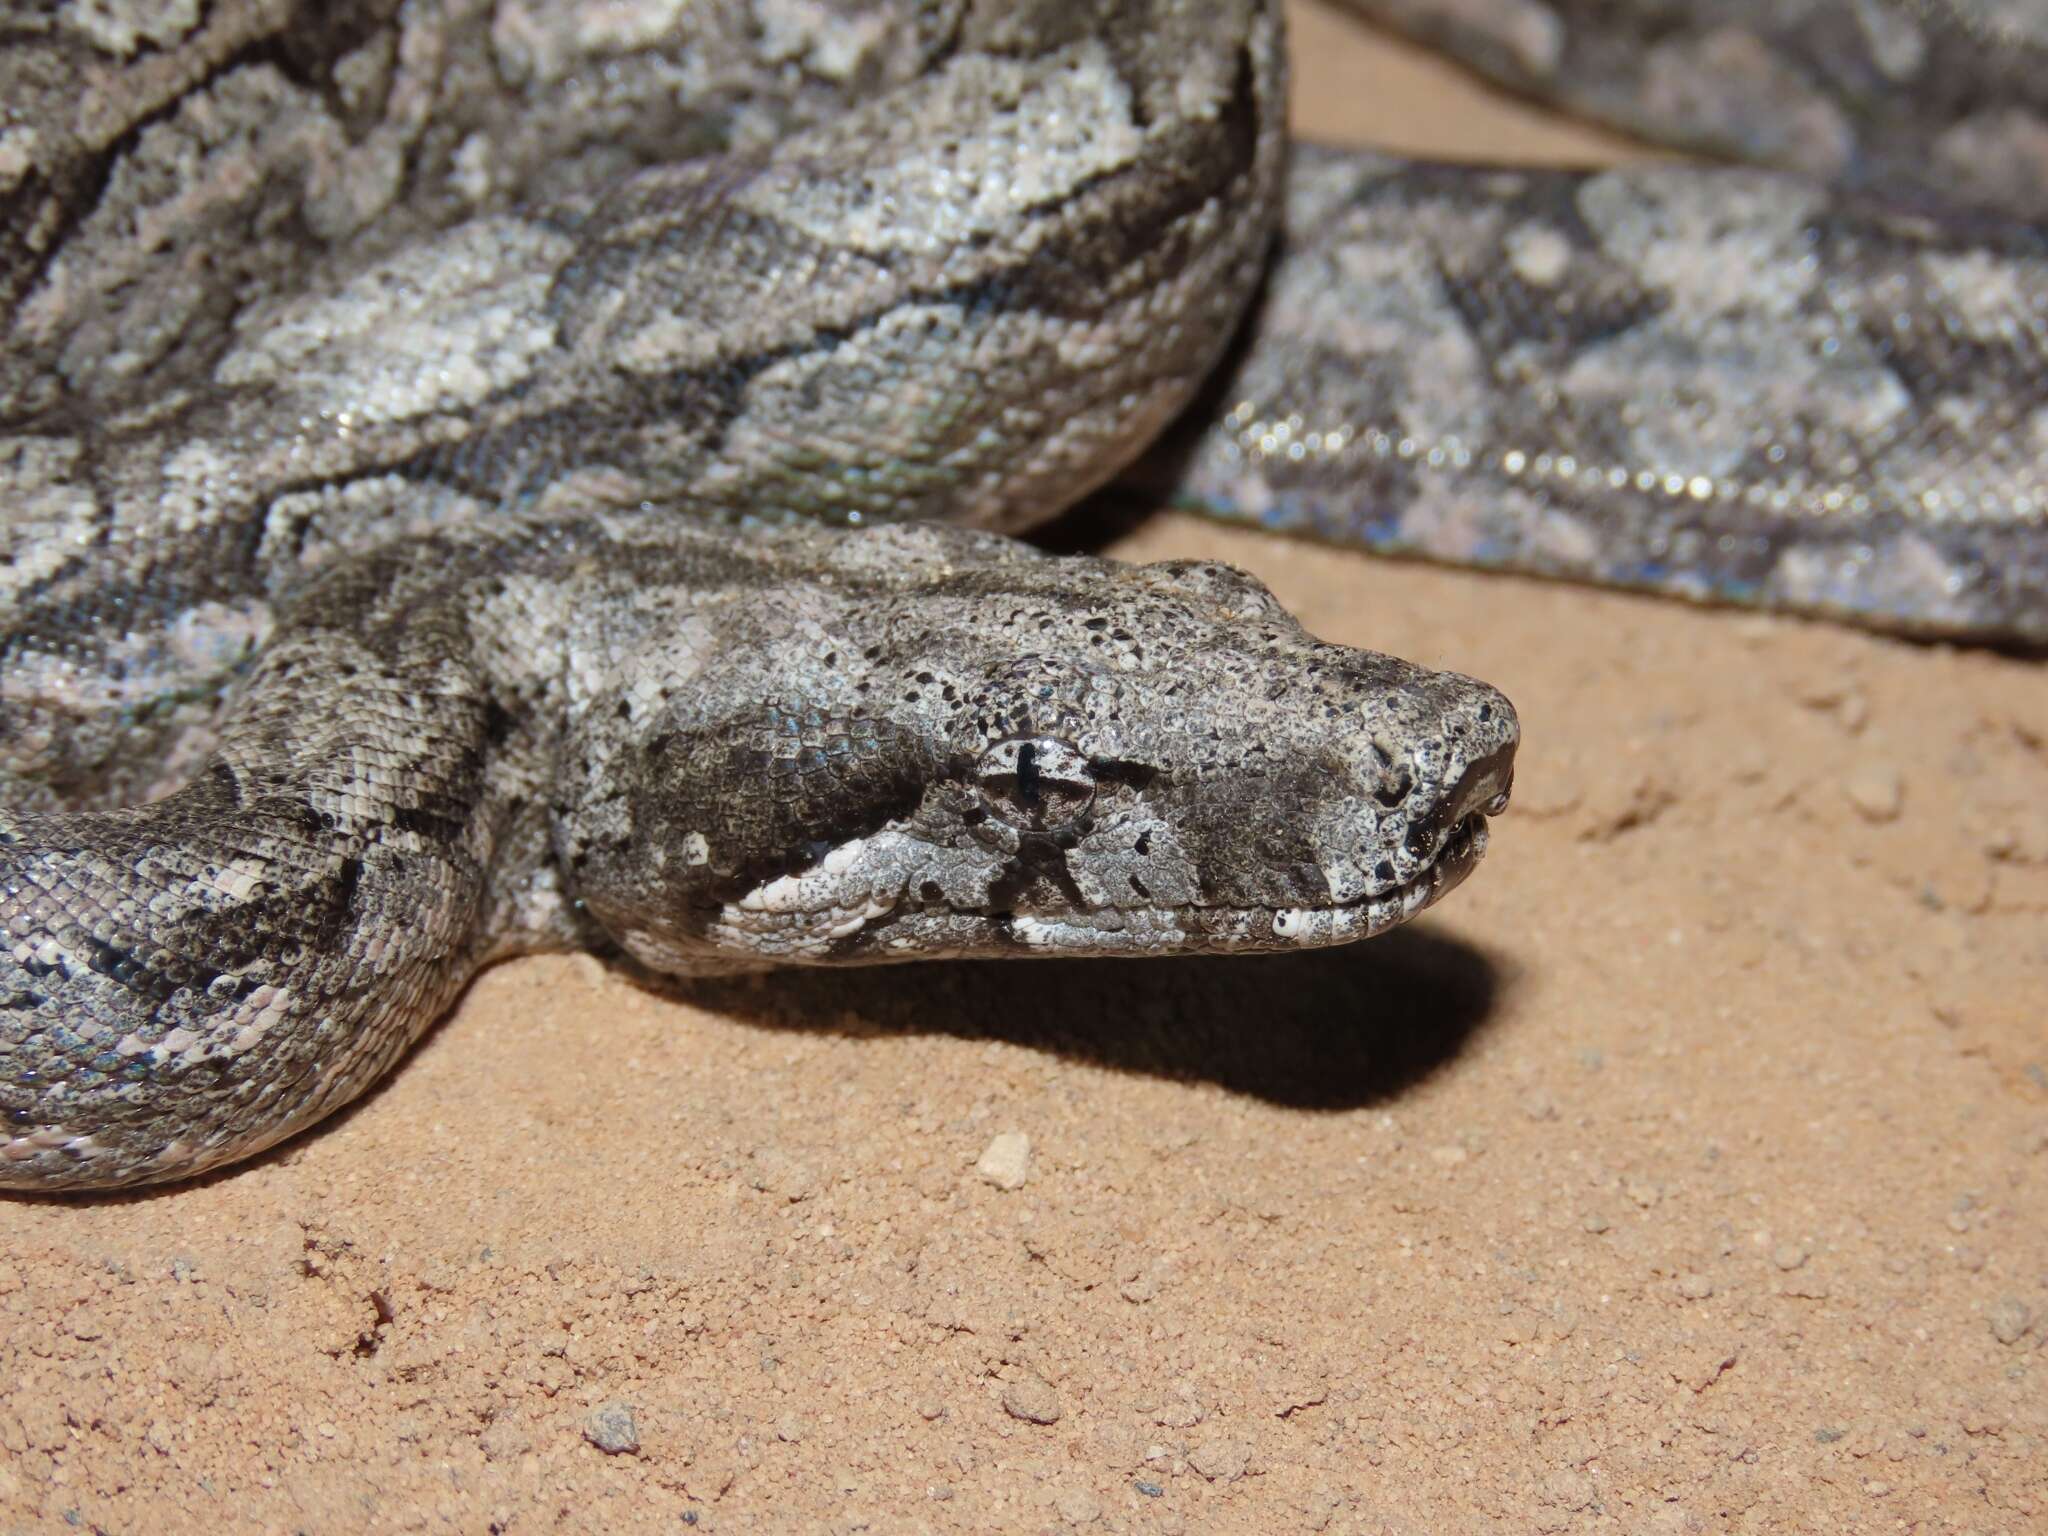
[974,738,1096,830]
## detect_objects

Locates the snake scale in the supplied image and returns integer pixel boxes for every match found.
[1,0,2041,1190]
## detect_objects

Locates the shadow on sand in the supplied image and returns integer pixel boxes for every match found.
[681,924,1508,1112]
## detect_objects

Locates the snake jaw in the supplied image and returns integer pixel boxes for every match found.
[675,800,1497,964]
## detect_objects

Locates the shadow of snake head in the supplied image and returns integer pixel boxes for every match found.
[563,522,1517,972]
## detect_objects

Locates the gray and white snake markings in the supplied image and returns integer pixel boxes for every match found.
[0,0,2040,1189]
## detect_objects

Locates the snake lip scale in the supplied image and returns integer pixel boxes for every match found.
[896,805,1497,957]
[6,0,2043,1189]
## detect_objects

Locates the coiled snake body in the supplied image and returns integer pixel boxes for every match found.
[1,0,2041,1188]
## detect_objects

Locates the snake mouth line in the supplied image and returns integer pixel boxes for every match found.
[1395,811,1485,897]
[957,809,1494,956]
[706,808,1501,965]
[1258,808,1490,939]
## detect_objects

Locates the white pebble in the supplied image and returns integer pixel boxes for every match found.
[1843,763,1903,822]
[976,1131,1032,1190]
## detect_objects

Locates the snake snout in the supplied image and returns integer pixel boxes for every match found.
[1373,675,1518,874]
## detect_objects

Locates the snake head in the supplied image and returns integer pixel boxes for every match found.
[557,524,1516,972]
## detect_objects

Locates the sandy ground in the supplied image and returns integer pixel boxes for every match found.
[4,6,2045,1532]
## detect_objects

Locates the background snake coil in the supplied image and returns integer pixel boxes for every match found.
[1,0,2041,1189]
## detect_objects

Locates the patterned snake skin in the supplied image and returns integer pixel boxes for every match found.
[0,0,2039,1188]
[1147,1,2048,637]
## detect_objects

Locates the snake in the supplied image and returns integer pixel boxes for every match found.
[0,0,2040,1191]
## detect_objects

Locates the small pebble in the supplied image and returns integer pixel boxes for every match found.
[1545,1469,1595,1509]
[775,1413,804,1443]
[976,1131,1032,1191]
[583,1403,640,1455]
[1188,1437,1250,1483]
[1771,1242,1810,1272]
[1001,1376,1062,1425]
[1133,1480,1164,1498]
[1676,1273,1714,1300]
[1730,747,1771,785]
[1054,1487,1101,1523]
[1155,1392,1205,1429]
[1118,1273,1159,1304]
[1843,763,1903,823]
[478,1421,530,1462]
[1582,1212,1612,1235]
[1988,1297,2033,1346]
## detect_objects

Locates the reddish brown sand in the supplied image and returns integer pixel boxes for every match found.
[3,6,2044,1532]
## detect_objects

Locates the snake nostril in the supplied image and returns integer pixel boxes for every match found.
[1403,823,1434,860]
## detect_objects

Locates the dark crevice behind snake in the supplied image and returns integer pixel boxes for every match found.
[0,0,2038,1189]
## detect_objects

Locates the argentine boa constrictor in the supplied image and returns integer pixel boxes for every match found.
[0,0,2039,1189]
